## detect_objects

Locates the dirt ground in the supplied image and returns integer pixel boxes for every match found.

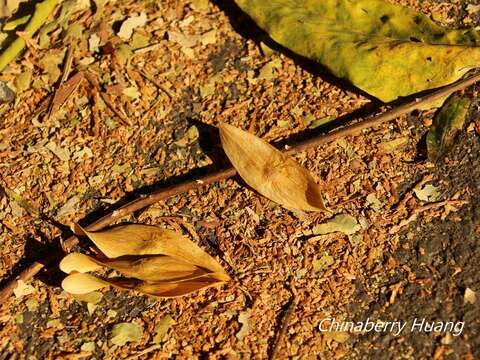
[0,0,479,359]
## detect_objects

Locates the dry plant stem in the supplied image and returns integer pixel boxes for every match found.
[389,199,468,234]
[288,72,480,153]
[84,72,131,126]
[270,296,298,360]
[0,169,236,302]
[45,46,76,120]
[1,73,479,302]
[125,345,162,360]
[59,45,75,84]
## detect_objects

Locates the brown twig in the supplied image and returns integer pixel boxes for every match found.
[286,73,480,153]
[124,344,162,360]
[28,69,83,122]
[84,72,131,126]
[136,68,175,100]
[0,169,236,302]
[48,71,85,116]
[1,73,480,302]
[389,199,468,234]
[45,44,75,120]
[269,295,298,360]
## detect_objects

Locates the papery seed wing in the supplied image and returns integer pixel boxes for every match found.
[219,123,328,211]
[136,273,229,298]
[103,255,209,282]
[77,224,227,274]
[62,273,111,294]
[60,253,103,274]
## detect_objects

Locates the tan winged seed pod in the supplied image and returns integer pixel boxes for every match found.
[60,224,229,298]
[219,123,328,212]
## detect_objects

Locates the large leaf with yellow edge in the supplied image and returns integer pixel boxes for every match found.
[234,0,480,102]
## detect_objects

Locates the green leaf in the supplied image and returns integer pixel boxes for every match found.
[427,95,471,162]
[190,0,209,11]
[3,15,31,31]
[72,291,103,305]
[153,315,175,344]
[414,184,440,203]
[312,253,334,271]
[14,71,32,92]
[110,322,143,346]
[122,86,141,100]
[80,342,96,352]
[257,58,282,80]
[313,214,360,235]
[0,0,61,71]
[378,137,409,154]
[234,0,480,102]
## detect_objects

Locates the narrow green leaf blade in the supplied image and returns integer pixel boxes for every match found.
[427,95,471,161]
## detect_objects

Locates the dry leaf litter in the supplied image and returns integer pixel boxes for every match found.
[0,0,479,358]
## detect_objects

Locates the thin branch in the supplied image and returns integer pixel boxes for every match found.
[269,295,298,360]
[286,72,480,153]
[1,72,479,302]
[388,199,468,234]
[45,44,76,120]
[84,72,131,126]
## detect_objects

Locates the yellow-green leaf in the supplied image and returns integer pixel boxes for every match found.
[313,214,360,235]
[427,95,471,161]
[414,184,440,202]
[234,0,480,102]
[324,331,349,343]
[80,342,96,352]
[110,322,143,346]
[72,291,103,305]
[378,137,409,154]
[2,14,31,30]
[312,253,334,271]
[153,315,175,343]
[219,123,328,212]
